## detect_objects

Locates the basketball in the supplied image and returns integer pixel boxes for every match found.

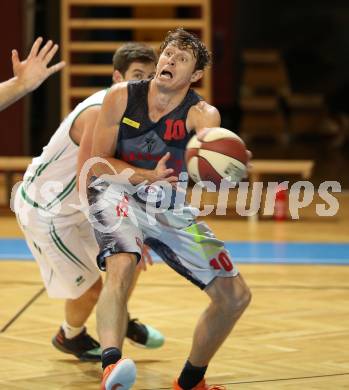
[185,127,249,186]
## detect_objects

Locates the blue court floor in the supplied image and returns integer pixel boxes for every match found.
[1,238,349,265]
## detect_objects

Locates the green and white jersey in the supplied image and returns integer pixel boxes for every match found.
[21,89,107,216]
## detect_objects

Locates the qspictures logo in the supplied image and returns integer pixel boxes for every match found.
[11,157,341,233]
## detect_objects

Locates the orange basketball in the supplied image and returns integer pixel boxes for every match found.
[185,127,248,186]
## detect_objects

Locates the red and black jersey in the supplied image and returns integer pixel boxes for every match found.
[115,79,202,176]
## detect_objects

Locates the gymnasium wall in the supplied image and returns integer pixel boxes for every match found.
[0,0,348,188]
[0,0,25,155]
[235,0,349,107]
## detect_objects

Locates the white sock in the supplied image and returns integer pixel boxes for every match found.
[62,320,85,339]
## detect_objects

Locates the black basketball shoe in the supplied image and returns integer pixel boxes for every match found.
[52,327,101,361]
[52,319,164,361]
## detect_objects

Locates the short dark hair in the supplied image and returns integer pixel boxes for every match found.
[159,28,211,71]
[112,43,157,75]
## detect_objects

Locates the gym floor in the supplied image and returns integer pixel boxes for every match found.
[1,197,348,389]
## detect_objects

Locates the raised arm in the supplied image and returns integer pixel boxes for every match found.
[89,84,177,185]
[0,37,65,111]
[75,105,102,185]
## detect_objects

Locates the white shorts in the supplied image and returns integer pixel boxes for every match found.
[88,179,239,290]
[14,188,100,299]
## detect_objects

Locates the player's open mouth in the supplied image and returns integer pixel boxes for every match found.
[160,70,173,79]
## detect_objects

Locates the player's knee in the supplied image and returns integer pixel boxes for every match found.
[86,277,103,303]
[237,286,252,312]
[223,286,251,316]
[210,278,251,315]
[105,252,137,291]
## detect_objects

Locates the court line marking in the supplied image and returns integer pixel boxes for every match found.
[1,239,349,264]
[150,372,349,389]
[228,372,349,385]
[0,286,45,333]
[2,256,349,265]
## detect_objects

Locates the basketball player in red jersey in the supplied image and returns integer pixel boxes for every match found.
[80,28,251,390]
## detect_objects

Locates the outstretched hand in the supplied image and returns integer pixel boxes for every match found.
[12,37,66,93]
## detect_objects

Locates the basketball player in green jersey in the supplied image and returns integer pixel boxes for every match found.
[0,37,65,111]
[82,29,251,389]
